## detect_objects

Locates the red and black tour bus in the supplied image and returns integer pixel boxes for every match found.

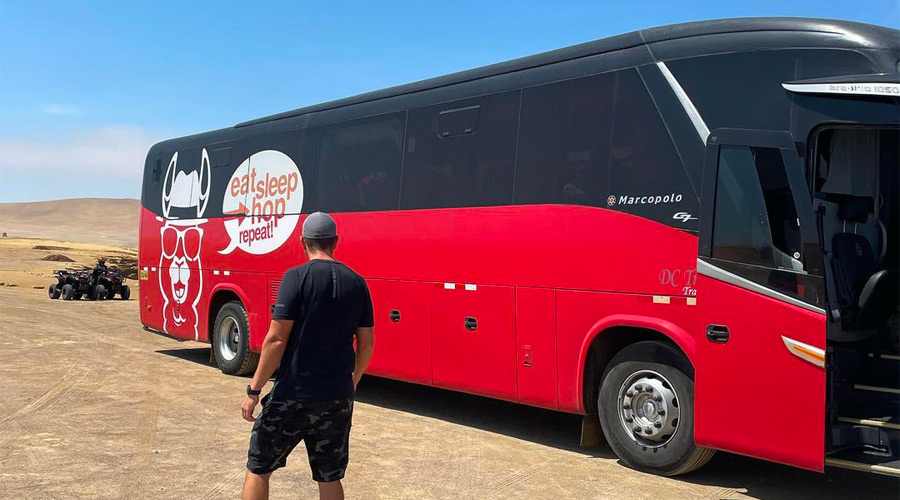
[139,18,900,476]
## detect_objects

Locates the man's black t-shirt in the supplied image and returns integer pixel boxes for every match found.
[271,259,374,402]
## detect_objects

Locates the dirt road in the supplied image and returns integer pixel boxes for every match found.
[0,287,896,500]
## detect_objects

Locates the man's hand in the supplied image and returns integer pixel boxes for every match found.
[241,395,260,422]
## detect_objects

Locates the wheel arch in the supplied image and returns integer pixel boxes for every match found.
[206,284,249,344]
[578,315,696,414]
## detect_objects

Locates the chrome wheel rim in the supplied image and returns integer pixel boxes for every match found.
[617,369,680,448]
[217,316,240,362]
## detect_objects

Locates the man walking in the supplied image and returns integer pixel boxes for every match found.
[240,212,375,500]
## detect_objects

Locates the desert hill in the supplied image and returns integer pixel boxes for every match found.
[0,198,140,248]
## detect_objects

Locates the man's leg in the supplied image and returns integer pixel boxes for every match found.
[241,470,271,500]
[245,396,302,500]
[317,480,344,500]
[304,400,353,500]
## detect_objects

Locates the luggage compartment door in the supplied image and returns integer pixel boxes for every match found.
[431,283,516,401]
[366,279,433,385]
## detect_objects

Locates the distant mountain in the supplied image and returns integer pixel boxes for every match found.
[0,198,140,248]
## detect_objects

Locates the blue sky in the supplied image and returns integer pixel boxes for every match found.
[1,1,898,202]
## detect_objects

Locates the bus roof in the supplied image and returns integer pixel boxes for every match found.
[235,17,899,128]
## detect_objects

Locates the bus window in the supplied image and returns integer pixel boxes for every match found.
[141,156,166,217]
[608,69,699,227]
[399,91,519,209]
[668,49,877,132]
[514,72,614,206]
[317,112,405,212]
[514,68,698,229]
[712,146,803,271]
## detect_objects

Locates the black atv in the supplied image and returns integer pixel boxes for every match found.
[49,269,90,300]
[48,270,68,299]
[49,265,130,301]
[97,268,130,300]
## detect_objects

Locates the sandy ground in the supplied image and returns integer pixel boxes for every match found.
[0,285,898,500]
[0,198,139,248]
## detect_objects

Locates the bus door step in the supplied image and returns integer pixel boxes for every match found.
[826,453,900,477]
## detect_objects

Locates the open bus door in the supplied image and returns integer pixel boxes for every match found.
[693,129,829,471]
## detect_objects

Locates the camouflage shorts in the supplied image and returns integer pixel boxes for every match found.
[247,395,353,482]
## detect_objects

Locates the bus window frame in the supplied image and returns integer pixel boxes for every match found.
[700,128,820,272]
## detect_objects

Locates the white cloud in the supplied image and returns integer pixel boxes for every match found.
[40,103,81,115]
[0,125,165,199]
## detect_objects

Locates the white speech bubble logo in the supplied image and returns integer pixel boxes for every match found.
[219,150,303,255]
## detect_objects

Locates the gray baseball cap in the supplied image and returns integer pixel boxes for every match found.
[302,212,337,240]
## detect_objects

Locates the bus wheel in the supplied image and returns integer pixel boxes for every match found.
[598,341,715,476]
[212,301,259,376]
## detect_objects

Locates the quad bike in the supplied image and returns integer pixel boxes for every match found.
[49,263,130,301]
[50,268,106,300]
[49,269,88,300]
[66,270,92,300]
[97,268,130,300]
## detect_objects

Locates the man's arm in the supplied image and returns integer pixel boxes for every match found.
[241,319,293,422]
[250,319,293,390]
[352,327,375,390]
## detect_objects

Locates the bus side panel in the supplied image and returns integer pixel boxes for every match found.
[515,287,558,409]
[694,275,826,471]
[366,278,433,385]
[138,207,179,340]
[556,289,698,414]
[138,273,165,333]
[333,205,699,294]
[240,273,271,352]
[139,196,272,348]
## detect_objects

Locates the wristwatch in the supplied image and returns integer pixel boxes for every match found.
[246,385,262,396]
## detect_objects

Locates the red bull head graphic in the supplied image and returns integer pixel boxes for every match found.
[158,150,210,340]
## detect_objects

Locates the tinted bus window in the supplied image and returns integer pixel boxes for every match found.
[713,146,803,271]
[318,113,406,212]
[400,91,520,209]
[668,50,877,131]
[515,69,696,228]
[607,69,698,226]
[515,72,615,206]
[232,128,318,216]
[142,155,166,217]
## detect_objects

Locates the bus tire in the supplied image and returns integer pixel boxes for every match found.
[598,341,715,476]
[61,284,74,300]
[212,301,259,376]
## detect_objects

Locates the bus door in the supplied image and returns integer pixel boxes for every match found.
[693,129,828,471]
